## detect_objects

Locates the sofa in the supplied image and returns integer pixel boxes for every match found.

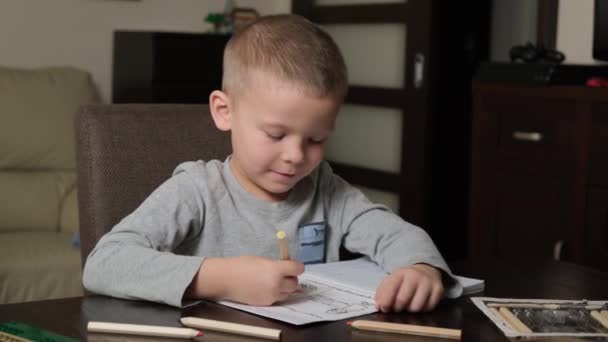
[0,66,98,303]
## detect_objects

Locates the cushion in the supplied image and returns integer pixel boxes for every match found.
[59,187,79,233]
[0,66,98,169]
[0,232,83,304]
[0,171,75,232]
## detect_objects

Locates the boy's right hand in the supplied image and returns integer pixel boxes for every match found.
[187,256,305,306]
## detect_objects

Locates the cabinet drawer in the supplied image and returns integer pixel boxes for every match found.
[494,99,577,162]
[589,102,608,186]
[486,97,577,175]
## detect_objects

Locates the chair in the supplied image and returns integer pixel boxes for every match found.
[0,66,98,303]
[75,104,231,263]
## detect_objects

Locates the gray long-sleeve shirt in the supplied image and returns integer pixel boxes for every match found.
[83,158,459,307]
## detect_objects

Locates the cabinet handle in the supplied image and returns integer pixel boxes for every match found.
[512,131,543,142]
[553,240,564,261]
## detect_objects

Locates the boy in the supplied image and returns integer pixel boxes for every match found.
[83,14,460,313]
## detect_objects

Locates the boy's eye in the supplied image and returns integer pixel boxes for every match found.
[309,138,326,145]
[265,132,284,140]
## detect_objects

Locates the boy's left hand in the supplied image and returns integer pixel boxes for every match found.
[375,263,444,313]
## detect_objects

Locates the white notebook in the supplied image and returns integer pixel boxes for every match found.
[216,258,484,325]
[456,274,485,295]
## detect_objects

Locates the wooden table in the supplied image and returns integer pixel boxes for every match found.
[1,257,606,341]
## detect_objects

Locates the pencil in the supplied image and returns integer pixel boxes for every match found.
[276,230,290,260]
[591,310,608,329]
[488,303,561,309]
[87,321,202,339]
[490,308,516,332]
[347,320,461,340]
[490,307,532,335]
[498,307,533,333]
[0,331,32,342]
[180,317,281,340]
[487,302,605,310]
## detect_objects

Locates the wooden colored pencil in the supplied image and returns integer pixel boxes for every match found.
[87,321,202,339]
[0,331,33,342]
[591,310,608,329]
[347,320,461,340]
[487,302,605,310]
[498,307,533,333]
[276,230,290,260]
[601,310,608,321]
[488,303,560,309]
[180,317,281,340]
[490,308,516,331]
[490,307,529,334]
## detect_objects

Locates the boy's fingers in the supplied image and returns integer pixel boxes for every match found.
[375,276,400,312]
[393,282,415,312]
[279,276,300,293]
[277,260,305,276]
[407,282,431,312]
[275,293,290,303]
[279,287,304,296]
[425,284,444,311]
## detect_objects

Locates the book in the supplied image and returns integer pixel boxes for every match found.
[216,257,484,325]
[0,321,77,342]
[456,274,485,295]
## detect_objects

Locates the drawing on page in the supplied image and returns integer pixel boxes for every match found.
[299,282,318,293]
[290,278,375,315]
[326,301,374,315]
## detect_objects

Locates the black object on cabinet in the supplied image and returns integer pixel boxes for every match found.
[112,31,230,104]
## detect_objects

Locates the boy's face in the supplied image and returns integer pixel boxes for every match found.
[210,75,340,202]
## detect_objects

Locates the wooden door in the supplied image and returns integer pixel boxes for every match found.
[294,0,436,228]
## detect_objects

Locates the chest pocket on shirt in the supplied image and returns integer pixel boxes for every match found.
[297,222,326,264]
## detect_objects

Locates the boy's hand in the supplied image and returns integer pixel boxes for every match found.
[375,263,444,313]
[188,256,304,306]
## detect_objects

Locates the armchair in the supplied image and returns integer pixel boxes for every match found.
[0,66,98,303]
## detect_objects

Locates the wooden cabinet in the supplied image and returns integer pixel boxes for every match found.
[469,82,608,271]
[585,189,608,271]
[585,103,608,271]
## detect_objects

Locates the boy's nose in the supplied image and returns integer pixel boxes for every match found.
[282,141,305,164]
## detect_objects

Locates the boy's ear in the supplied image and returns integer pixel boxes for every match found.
[209,90,232,131]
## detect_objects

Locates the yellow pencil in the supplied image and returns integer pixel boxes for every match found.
[347,320,461,340]
[276,230,290,260]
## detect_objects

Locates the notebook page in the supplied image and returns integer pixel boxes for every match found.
[304,257,387,294]
[307,257,483,296]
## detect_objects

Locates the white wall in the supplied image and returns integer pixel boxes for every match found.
[490,0,538,61]
[0,0,291,103]
[557,0,603,64]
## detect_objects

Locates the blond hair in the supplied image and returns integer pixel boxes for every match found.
[222,14,348,101]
